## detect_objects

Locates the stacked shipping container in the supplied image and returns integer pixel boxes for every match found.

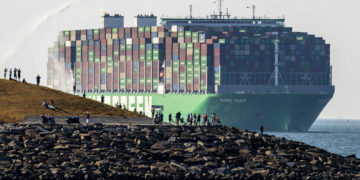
[48,24,331,93]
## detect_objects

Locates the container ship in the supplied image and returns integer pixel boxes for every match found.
[47,4,334,131]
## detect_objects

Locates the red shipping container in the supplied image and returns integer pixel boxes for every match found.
[165,37,172,60]
[201,44,207,56]
[106,40,113,91]
[201,73,207,89]
[82,41,88,91]
[158,26,165,32]
[152,60,159,90]
[81,30,86,36]
[105,28,111,39]
[131,27,138,39]
[125,27,131,38]
[94,41,100,91]
[145,65,152,91]
[118,28,125,39]
[94,29,99,41]
[138,31,144,38]
[145,32,151,38]
[65,44,71,91]
[100,28,105,40]
[194,43,200,49]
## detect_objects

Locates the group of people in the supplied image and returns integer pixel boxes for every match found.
[154,110,221,126]
[4,68,22,81]
[153,111,164,124]
[42,100,56,110]
[3,68,41,85]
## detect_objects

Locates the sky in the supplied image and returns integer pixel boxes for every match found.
[0,0,359,119]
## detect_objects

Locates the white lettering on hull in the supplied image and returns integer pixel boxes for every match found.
[145,96,152,117]
[94,95,153,117]
[104,96,111,104]
[137,96,143,113]
[128,96,135,111]
[112,96,119,106]
[219,98,247,103]
[120,96,127,107]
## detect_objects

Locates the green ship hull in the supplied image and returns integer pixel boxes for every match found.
[86,86,333,131]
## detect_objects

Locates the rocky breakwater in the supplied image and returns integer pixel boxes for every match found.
[0,124,359,179]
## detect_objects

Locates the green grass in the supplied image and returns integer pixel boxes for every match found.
[0,79,141,123]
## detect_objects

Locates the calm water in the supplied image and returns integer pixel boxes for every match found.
[268,119,360,158]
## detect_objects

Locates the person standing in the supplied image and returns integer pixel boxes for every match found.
[193,113,197,126]
[260,124,264,138]
[4,68,7,79]
[36,75,41,85]
[83,91,86,98]
[175,112,180,125]
[86,112,90,125]
[203,113,208,126]
[187,114,191,125]
[73,83,76,95]
[101,95,104,103]
[151,108,155,118]
[215,115,221,125]
[9,69,12,80]
[14,68,17,81]
[211,113,216,125]
[17,69,21,81]
[197,114,201,126]
[168,113,172,124]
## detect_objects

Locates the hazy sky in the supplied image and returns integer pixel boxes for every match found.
[0,0,359,119]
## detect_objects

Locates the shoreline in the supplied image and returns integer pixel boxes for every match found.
[0,123,359,179]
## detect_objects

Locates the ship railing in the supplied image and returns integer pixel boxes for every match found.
[220,72,332,86]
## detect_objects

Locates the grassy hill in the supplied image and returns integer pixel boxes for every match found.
[0,79,141,123]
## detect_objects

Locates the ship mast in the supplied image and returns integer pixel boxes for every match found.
[189,4,193,19]
[218,0,224,19]
[252,5,256,19]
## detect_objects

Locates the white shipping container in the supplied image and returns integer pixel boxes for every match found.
[171,25,178,32]
[65,41,71,47]
[126,38,133,45]
[80,35,87,41]
[152,37,159,44]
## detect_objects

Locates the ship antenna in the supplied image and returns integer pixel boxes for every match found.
[226,8,231,19]
[252,5,256,19]
[218,0,224,19]
[190,4,193,19]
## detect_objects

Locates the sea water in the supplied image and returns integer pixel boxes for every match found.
[268,119,360,158]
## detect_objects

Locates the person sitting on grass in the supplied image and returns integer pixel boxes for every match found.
[42,100,48,109]
[49,100,56,110]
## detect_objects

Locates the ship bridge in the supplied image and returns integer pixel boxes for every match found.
[160,18,285,29]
